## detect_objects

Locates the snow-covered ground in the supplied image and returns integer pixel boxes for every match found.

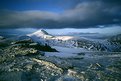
[45,46,121,58]
[45,46,87,57]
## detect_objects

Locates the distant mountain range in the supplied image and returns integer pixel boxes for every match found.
[26,29,121,52]
[106,34,121,52]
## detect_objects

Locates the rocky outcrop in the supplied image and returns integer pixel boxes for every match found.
[0,38,62,81]
[11,38,58,52]
[0,38,58,63]
[0,57,63,81]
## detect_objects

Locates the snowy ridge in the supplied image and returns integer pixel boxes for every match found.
[27,29,79,45]
[27,29,54,39]
[27,29,121,52]
[27,29,54,44]
[105,34,121,52]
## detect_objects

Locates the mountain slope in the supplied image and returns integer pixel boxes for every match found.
[27,29,110,51]
[105,34,121,52]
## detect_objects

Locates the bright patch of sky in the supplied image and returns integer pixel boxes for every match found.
[16,26,121,36]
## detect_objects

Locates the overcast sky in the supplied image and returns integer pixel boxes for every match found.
[0,0,121,28]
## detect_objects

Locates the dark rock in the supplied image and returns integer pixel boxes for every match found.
[77,52,85,56]
[11,39,33,45]
[11,39,58,52]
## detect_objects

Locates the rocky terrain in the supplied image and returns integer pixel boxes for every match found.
[0,35,121,81]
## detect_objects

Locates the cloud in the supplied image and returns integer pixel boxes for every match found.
[0,0,121,28]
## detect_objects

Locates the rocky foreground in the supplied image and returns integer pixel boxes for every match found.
[0,36,121,81]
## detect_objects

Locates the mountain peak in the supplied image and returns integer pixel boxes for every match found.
[27,29,53,38]
[30,29,50,36]
[36,29,49,35]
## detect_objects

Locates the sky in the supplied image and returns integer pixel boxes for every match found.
[15,25,121,35]
[0,0,121,29]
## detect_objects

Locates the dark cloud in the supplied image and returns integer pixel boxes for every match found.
[0,0,121,28]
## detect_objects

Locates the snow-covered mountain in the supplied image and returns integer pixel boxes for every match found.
[27,30,75,43]
[27,29,109,51]
[28,29,53,38]
[105,34,121,52]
